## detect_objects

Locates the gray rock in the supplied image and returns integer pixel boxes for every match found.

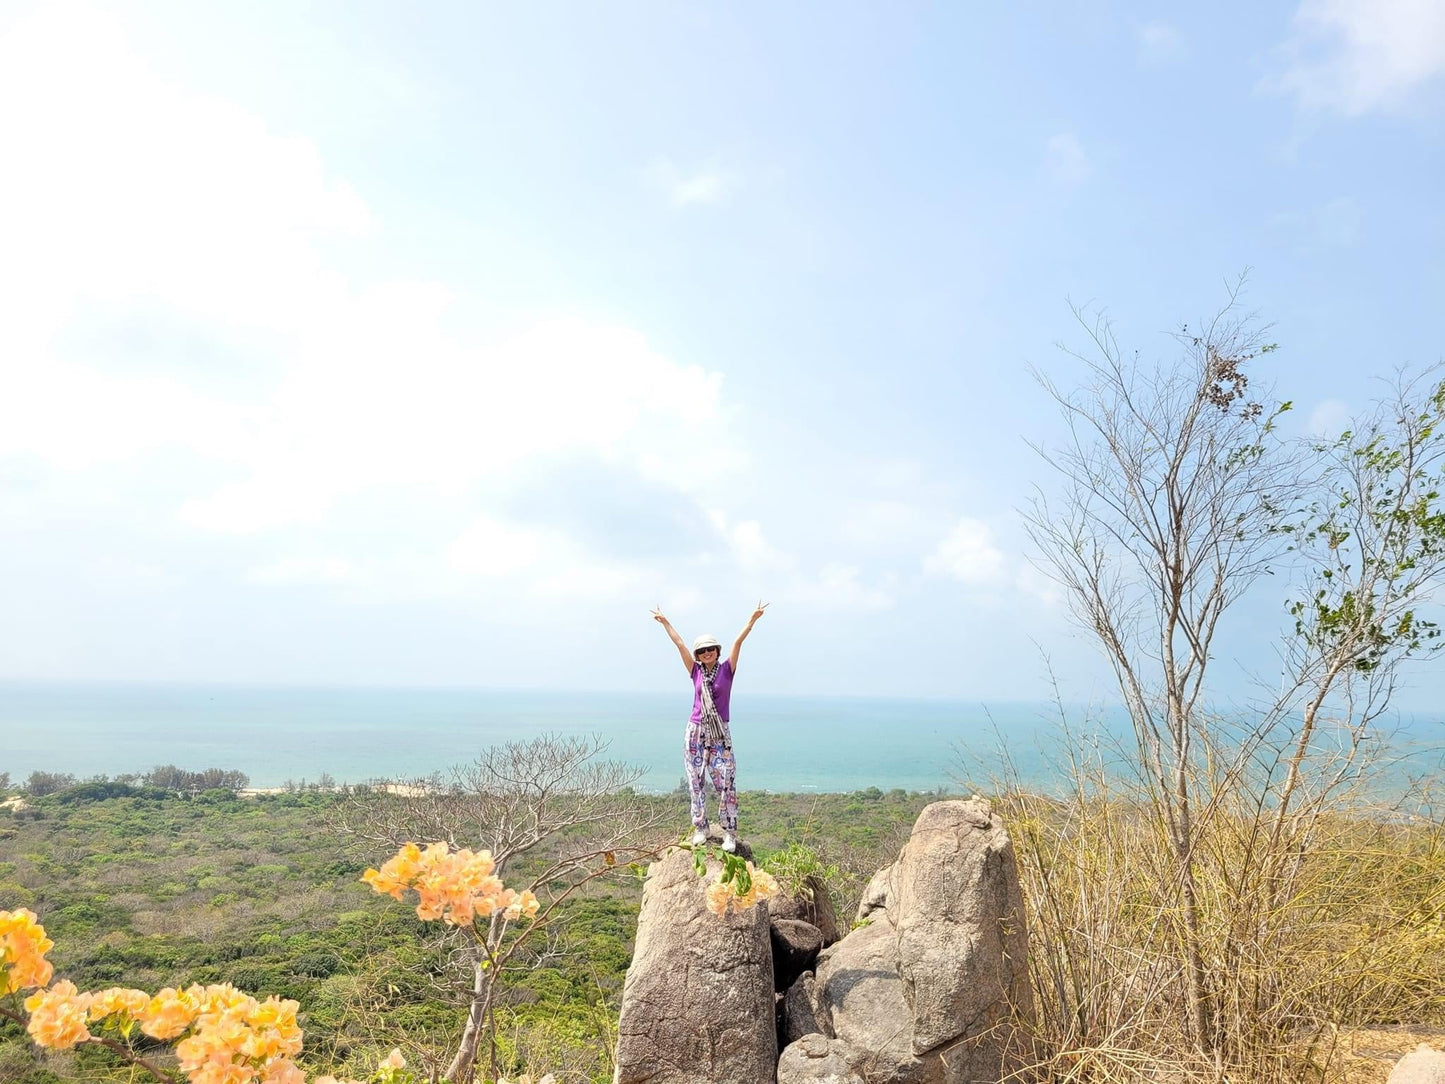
[892,797,1033,1076]
[856,862,894,923]
[1389,1046,1445,1084]
[813,916,943,1084]
[782,971,832,1045]
[777,1035,867,1084]
[770,874,843,945]
[772,918,825,991]
[613,848,777,1084]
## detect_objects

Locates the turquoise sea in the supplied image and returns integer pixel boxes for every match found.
[2,682,1442,794]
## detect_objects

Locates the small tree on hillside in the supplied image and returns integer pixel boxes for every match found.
[331,733,672,1084]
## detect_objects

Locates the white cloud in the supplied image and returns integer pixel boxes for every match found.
[250,557,358,585]
[1271,0,1445,115]
[1137,21,1184,65]
[838,499,936,551]
[0,6,741,542]
[707,512,794,573]
[1045,133,1092,186]
[786,563,896,612]
[925,518,1008,586]
[1306,398,1353,437]
[645,157,736,207]
[1013,562,1064,607]
[0,5,759,618]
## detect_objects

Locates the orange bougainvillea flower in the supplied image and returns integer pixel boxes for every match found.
[707,861,782,915]
[139,985,201,1040]
[363,841,535,928]
[87,986,152,1022]
[23,980,93,1050]
[0,908,55,994]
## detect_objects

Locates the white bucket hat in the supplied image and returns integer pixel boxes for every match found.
[692,634,722,654]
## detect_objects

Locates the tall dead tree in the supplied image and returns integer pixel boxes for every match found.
[1024,290,1297,1056]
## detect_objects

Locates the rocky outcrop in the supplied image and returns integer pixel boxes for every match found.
[772,918,824,991]
[1390,1046,1445,1084]
[613,847,777,1084]
[855,863,893,923]
[893,800,1032,1062]
[616,800,1031,1084]
[771,874,843,945]
[777,1035,867,1084]
[787,798,1032,1084]
[783,971,831,1046]
[814,916,942,1083]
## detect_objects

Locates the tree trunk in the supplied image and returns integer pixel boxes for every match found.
[444,956,488,1084]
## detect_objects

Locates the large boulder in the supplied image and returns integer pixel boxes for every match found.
[772,918,825,991]
[771,874,843,945]
[892,798,1033,1069]
[855,863,894,924]
[809,799,1032,1084]
[782,971,832,1046]
[1389,1046,1445,1084]
[613,848,777,1084]
[777,1035,868,1084]
[813,916,942,1084]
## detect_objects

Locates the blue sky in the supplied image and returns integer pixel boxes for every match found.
[0,0,1442,701]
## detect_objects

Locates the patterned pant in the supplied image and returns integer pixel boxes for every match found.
[685,722,738,832]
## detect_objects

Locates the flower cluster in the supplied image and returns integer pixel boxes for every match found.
[3,894,545,1084]
[704,860,781,916]
[361,842,539,926]
[0,908,55,994]
[24,979,306,1083]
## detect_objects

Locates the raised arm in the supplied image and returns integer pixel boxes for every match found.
[729,600,769,673]
[651,607,694,674]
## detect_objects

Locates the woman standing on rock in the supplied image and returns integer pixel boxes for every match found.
[650,601,768,853]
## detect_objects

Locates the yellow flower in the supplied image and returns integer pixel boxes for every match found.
[259,1057,307,1084]
[707,862,782,914]
[705,881,733,916]
[88,987,151,1021]
[139,985,200,1040]
[381,1048,406,1069]
[0,908,55,994]
[24,980,93,1050]
[364,841,519,926]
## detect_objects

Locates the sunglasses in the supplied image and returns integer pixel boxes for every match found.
[696,646,720,655]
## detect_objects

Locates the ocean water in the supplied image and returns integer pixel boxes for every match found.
[2,682,1441,794]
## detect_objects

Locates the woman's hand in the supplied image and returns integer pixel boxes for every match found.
[749,600,770,625]
[650,606,669,625]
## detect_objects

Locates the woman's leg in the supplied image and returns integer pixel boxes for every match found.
[685,725,709,830]
[708,745,738,833]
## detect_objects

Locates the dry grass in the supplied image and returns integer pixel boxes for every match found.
[997,762,1445,1084]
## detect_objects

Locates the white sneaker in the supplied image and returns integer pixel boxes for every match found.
[691,829,707,846]
[722,832,737,853]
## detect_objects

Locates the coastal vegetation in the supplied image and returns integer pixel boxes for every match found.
[0,771,933,1083]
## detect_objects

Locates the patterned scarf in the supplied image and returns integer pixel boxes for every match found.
[698,663,730,748]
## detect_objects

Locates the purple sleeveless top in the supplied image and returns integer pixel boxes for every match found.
[690,659,734,723]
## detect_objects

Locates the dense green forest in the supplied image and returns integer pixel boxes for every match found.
[0,778,940,1083]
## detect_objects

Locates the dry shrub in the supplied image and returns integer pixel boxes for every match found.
[999,743,1445,1084]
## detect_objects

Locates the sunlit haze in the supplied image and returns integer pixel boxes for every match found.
[2,1,1442,702]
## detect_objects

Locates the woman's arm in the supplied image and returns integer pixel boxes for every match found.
[729,600,769,673]
[651,607,695,674]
